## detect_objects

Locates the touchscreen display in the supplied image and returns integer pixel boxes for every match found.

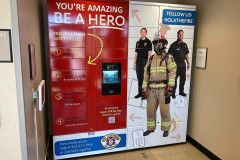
[102,70,119,84]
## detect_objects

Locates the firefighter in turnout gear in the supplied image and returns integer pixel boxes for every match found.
[142,38,177,137]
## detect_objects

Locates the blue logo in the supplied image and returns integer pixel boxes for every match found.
[162,9,195,26]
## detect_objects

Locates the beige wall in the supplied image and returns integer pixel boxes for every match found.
[0,0,23,160]
[178,0,240,159]
[17,0,48,159]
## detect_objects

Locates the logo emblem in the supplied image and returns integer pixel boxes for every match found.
[55,71,62,79]
[101,134,121,150]
[54,48,61,56]
[55,93,63,100]
[56,118,64,125]
[144,42,147,46]
[174,95,188,109]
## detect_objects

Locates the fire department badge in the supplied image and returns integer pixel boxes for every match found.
[101,134,121,150]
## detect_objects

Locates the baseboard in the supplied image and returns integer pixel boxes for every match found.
[187,135,221,160]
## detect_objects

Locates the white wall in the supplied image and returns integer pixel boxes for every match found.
[0,0,22,159]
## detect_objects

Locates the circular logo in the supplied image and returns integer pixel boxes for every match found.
[55,71,62,79]
[101,134,121,150]
[54,48,61,56]
[55,93,63,100]
[174,95,188,109]
[56,118,64,125]
[107,138,115,146]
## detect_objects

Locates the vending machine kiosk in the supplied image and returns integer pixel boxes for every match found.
[47,0,196,159]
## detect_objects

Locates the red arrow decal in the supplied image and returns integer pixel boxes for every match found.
[129,113,142,122]
[132,10,141,23]
[170,134,181,141]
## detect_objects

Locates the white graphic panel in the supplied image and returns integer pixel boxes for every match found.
[129,5,159,27]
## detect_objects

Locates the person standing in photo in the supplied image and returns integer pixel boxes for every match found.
[133,28,152,100]
[142,38,176,137]
[168,30,190,99]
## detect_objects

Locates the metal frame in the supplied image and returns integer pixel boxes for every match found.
[196,47,208,69]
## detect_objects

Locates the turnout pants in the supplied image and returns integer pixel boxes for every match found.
[146,88,171,131]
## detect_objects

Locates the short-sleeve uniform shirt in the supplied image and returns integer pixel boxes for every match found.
[135,38,152,59]
[168,41,189,68]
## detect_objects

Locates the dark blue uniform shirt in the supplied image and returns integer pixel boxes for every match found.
[168,41,189,68]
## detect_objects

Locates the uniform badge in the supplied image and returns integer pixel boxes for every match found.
[144,42,147,46]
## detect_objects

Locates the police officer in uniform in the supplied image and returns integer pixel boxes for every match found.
[168,30,190,99]
[133,28,152,99]
[142,38,176,137]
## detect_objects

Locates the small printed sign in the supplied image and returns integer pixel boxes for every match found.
[196,48,208,69]
[132,130,145,148]
[0,29,13,62]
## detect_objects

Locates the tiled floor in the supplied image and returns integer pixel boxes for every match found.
[50,142,210,160]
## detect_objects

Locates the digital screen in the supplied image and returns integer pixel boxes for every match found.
[103,70,119,84]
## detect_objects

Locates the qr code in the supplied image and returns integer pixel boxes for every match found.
[108,117,115,124]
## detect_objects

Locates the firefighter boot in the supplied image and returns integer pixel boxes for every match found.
[163,131,169,137]
[143,130,154,136]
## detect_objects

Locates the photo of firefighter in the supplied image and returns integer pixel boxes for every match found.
[133,28,152,100]
[142,36,177,137]
[168,29,190,99]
